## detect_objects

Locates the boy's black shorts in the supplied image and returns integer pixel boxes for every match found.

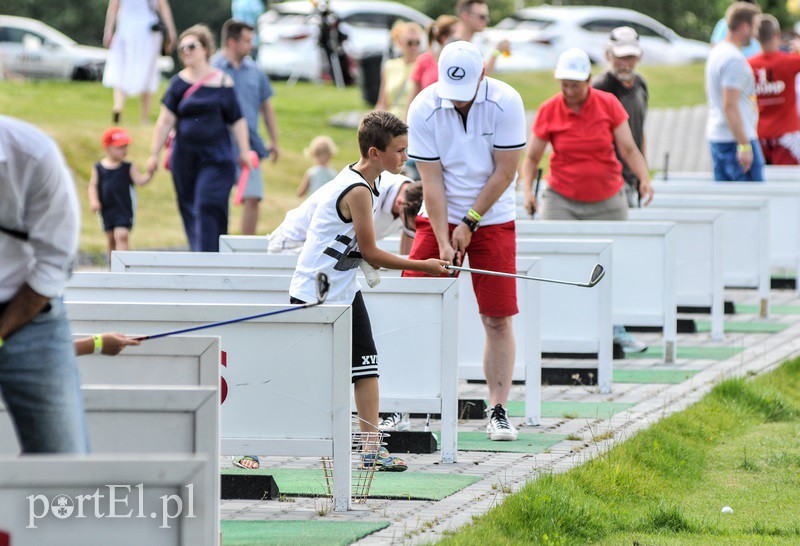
[290,290,378,383]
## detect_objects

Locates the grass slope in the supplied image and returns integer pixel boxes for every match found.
[439,358,800,545]
[0,64,704,256]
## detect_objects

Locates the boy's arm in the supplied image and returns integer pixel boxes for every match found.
[343,186,447,275]
[88,165,101,212]
[129,163,153,186]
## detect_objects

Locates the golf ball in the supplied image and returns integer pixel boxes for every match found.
[721,506,734,514]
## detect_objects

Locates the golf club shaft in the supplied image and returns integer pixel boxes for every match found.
[445,265,594,287]
[133,301,321,341]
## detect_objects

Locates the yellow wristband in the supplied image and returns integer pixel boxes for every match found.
[737,143,752,152]
[0,336,4,349]
[492,49,501,58]
[467,208,482,222]
[93,334,103,355]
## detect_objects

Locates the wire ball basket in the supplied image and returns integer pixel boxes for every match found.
[321,417,386,503]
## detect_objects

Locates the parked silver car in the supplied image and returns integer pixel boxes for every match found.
[496,6,710,66]
[0,15,173,80]
[257,0,431,80]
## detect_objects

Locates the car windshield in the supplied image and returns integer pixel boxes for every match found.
[496,16,553,31]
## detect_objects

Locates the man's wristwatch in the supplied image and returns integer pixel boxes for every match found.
[461,216,479,232]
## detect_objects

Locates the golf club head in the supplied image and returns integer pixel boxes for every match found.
[316,272,330,303]
[587,264,605,287]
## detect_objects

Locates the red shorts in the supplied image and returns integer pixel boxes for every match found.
[760,137,800,165]
[402,217,518,317]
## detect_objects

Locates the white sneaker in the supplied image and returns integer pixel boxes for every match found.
[614,329,647,354]
[486,404,518,441]
[378,413,411,432]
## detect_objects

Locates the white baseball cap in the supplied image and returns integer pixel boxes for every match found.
[554,48,591,81]
[608,26,642,57]
[438,40,484,102]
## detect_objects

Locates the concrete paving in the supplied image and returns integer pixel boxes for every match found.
[219,287,800,545]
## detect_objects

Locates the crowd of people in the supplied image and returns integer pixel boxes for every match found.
[3,0,798,473]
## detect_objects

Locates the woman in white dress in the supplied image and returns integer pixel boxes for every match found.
[103,0,177,125]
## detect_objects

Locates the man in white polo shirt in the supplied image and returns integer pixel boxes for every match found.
[403,40,526,441]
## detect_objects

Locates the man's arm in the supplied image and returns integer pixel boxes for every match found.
[259,99,280,162]
[450,148,522,257]
[417,161,457,264]
[613,121,653,205]
[722,86,754,172]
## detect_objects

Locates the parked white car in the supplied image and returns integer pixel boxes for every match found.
[257,0,431,80]
[495,5,710,67]
[0,15,173,81]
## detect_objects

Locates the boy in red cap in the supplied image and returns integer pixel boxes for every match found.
[89,127,153,261]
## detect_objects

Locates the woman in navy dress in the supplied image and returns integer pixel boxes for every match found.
[147,24,251,252]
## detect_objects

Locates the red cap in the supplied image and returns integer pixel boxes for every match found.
[101,127,132,148]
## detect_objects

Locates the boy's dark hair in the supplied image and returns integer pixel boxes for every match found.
[403,181,424,223]
[456,0,487,14]
[222,19,255,44]
[758,14,780,44]
[357,111,408,158]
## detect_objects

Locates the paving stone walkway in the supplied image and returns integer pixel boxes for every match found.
[220,288,800,545]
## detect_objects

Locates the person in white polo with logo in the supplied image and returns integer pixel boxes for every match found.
[403,40,526,441]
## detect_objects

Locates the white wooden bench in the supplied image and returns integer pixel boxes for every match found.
[66,302,354,511]
[0,455,210,545]
[661,166,800,182]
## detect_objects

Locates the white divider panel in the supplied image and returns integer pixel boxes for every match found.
[652,181,799,294]
[219,235,270,253]
[457,257,542,424]
[514,222,677,363]
[65,275,460,464]
[660,166,800,182]
[66,302,353,512]
[0,455,209,546]
[111,251,299,275]
[627,209,724,340]
[75,335,220,387]
[0,386,218,540]
[649,194,770,316]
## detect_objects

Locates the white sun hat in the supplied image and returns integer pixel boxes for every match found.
[554,47,591,81]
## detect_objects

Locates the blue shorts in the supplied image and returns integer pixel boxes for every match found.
[709,139,765,182]
[236,161,264,200]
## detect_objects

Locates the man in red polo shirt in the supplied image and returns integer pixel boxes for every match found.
[748,14,800,164]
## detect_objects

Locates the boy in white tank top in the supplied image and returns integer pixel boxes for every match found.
[290,111,448,471]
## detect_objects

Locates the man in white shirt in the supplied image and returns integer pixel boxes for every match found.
[0,116,88,453]
[706,1,764,181]
[404,41,526,441]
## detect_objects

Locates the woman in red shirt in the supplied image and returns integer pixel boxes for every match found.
[521,48,653,219]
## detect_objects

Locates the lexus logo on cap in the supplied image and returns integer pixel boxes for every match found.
[447,66,465,80]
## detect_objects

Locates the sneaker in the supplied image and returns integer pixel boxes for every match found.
[378,412,411,432]
[486,404,518,441]
[375,446,408,472]
[613,326,647,354]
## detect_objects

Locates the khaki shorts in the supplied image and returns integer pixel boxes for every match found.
[541,187,628,221]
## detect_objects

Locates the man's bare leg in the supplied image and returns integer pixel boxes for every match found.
[481,314,515,407]
[241,198,259,235]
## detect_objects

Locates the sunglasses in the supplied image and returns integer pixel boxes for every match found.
[179,41,202,53]
[406,40,421,46]
[469,11,489,22]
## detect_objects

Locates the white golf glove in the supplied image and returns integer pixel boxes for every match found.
[359,261,381,287]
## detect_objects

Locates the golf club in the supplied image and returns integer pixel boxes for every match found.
[527,168,542,217]
[132,272,330,341]
[444,263,605,288]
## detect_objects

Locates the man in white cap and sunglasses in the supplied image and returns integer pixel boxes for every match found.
[403,40,527,441]
[593,26,648,208]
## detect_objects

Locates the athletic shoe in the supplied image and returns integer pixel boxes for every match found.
[378,412,411,432]
[614,326,647,354]
[486,404,518,441]
[375,447,408,471]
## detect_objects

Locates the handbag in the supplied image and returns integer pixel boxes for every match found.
[149,0,170,55]
[163,71,220,171]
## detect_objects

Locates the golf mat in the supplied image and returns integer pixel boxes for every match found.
[695,320,789,333]
[221,468,480,500]
[612,368,701,383]
[736,304,800,316]
[503,401,635,419]
[625,345,744,361]
[221,520,389,546]
[457,431,565,453]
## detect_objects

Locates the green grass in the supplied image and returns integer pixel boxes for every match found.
[440,357,800,545]
[0,64,705,256]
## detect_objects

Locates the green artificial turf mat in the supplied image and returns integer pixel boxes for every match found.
[695,320,789,333]
[221,468,480,500]
[735,303,800,315]
[458,431,565,453]
[221,520,390,546]
[503,401,635,419]
[612,368,701,383]
[625,345,744,360]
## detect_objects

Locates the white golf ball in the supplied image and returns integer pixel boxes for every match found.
[721,506,734,514]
